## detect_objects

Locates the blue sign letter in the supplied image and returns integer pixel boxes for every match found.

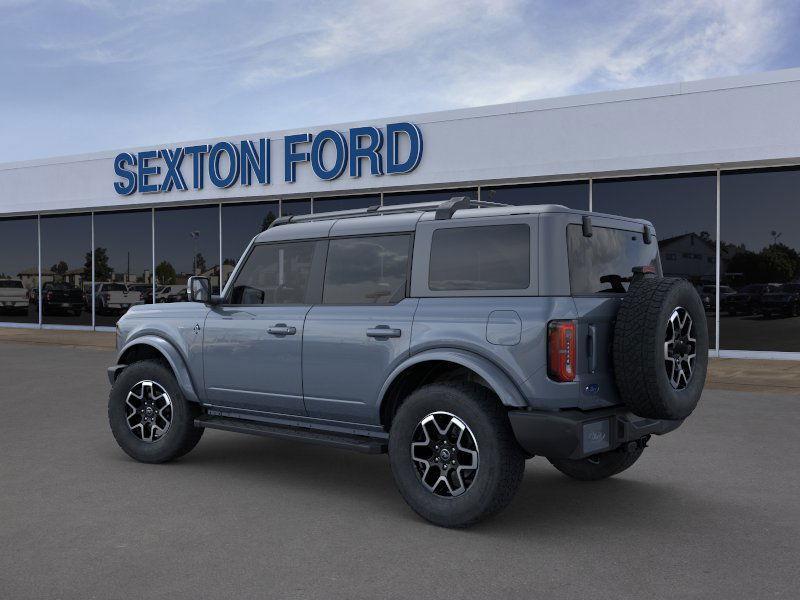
[311,130,347,181]
[284,133,311,183]
[159,148,187,192]
[241,139,270,186]
[183,145,210,190]
[137,150,161,193]
[209,142,240,188]
[386,122,423,175]
[349,127,383,177]
[113,152,137,195]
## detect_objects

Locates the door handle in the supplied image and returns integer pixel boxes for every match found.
[268,324,297,336]
[366,325,402,339]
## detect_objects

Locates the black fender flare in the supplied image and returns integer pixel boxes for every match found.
[112,335,201,403]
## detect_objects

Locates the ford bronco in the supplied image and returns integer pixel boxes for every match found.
[108,198,708,527]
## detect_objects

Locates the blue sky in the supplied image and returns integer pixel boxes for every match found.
[1,0,798,163]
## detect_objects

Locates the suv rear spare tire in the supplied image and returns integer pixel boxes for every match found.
[613,277,708,420]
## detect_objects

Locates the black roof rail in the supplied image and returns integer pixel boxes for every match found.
[435,196,471,220]
[267,196,509,228]
[268,215,294,229]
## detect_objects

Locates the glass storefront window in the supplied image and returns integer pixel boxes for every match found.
[221,201,279,286]
[281,198,311,218]
[313,195,379,213]
[382,188,477,207]
[93,210,153,327]
[40,214,92,325]
[593,173,717,347]
[155,205,220,300]
[481,181,589,210]
[0,217,39,324]
[720,168,800,352]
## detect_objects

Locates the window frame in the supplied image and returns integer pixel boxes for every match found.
[320,232,414,306]
[221,238,327,307]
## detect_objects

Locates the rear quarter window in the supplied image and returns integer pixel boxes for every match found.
[567,224,661,294]
[428,224,530,291]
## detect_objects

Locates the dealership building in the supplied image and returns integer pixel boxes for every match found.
[1,68,800,359]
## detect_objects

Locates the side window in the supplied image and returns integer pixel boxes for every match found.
[323,235,410,304]
[428,224,530,291]
[229,241,316,305]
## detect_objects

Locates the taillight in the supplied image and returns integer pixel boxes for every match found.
[46,291,53,302]
[103,293,110,301]
[548,320,576,382]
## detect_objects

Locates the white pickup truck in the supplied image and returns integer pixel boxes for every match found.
[95,283,144,314]
[0,279,30,314]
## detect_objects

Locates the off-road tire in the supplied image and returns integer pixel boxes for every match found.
[108,360,204,463]
[613,277,708,420]
[388,382,525,528]
[548,445,645,481]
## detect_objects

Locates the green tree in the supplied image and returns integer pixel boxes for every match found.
[51,261,68,276]
[761,243,800,282]
[194,252,207,274]
[84,247,113,282]
[260,211,277,232]
[156,261,177,285]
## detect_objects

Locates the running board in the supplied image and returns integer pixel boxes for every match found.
[195,415,387,454]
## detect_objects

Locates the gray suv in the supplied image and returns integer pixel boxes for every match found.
[108,198,708,527]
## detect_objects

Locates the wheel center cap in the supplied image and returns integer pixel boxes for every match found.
[439,448,451,461]
[145,407,154,417]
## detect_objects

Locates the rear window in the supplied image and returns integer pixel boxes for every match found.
[0,280,23,288]
[567,224,661,294]
[106,284,127,291]
[428,224,530,291]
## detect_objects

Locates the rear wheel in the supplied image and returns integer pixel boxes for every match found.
[548,442,646,481]
[108,360,204,463]
[388,383,525,528]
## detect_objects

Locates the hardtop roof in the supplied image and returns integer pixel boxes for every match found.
[253,200,653,243]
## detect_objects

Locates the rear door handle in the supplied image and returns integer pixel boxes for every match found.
[366,325,402,339]
[268,323,297,336]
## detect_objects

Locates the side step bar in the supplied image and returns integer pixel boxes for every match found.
[195,415,387,455]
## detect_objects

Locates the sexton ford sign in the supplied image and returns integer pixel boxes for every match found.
[112,122,423,196]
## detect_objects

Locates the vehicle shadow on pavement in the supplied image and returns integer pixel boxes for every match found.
[114,430,748,537]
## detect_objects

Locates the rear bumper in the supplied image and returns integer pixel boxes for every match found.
[508,406,683,460]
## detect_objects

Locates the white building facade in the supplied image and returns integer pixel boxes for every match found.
[2,68,800,359]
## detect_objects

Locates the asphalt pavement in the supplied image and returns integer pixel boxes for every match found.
[1,342,799,599]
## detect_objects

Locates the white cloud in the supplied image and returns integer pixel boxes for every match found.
[0,0,794,161]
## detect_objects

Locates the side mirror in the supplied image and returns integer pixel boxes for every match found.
[188,276,211,304]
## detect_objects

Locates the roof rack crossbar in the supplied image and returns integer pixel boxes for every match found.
[267,197,509,228]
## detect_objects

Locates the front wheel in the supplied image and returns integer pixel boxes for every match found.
[108,360,204,463]
[388,383,525,528]
[548,442,646,481]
